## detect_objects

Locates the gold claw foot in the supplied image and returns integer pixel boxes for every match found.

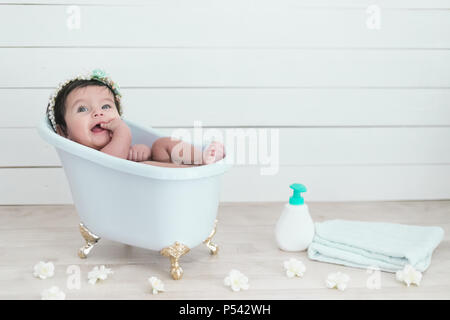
[203,219,219,255]
[160,241,190,280]
[78,222,100,259]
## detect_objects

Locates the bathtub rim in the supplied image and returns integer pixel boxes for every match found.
[37,116,232,181]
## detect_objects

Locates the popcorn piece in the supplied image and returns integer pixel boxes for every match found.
[87,265,113,285]
[326,271,350,291]
[33,261,55,279]
[148,276,165,295]
[396,264,422,287]
[224,269,249,292]
[41,286,65,300]
[283,258,306,278]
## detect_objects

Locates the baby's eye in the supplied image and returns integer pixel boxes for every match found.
[77,106,88,112]
[102,104,112,110]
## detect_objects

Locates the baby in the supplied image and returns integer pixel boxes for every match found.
[47,71,224,168]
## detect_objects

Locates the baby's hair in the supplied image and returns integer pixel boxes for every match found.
[50,79,122,136]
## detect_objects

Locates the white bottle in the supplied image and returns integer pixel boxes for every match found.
[275,183,315,251]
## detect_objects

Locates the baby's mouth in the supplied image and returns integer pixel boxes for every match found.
[91,123,106,133]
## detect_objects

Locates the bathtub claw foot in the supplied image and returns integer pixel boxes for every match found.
[160,242,190,280]
[78,223,100,259]
[203,219,219,255]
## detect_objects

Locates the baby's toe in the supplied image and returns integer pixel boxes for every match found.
[203,141,225,164]
[202,145,216,164]
[210,141,225,160]
[214,142,225,159]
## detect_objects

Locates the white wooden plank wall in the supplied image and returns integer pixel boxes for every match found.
[0,0,449,204]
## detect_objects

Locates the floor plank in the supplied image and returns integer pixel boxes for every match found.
[0,201,449,300]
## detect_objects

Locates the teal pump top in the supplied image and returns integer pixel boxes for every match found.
[289,183,307,205]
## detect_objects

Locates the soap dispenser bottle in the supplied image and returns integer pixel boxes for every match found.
[275,183,315,251]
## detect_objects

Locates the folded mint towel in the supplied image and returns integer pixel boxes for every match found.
[307,220,444,273]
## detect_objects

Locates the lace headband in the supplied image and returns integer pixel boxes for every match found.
[46,69,122,132]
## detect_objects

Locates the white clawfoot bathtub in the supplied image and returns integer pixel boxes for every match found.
[38,117,231,279]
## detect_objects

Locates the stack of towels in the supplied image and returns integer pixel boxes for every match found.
[307,219,444,272]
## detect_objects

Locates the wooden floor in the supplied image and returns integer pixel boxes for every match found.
[0,201,449,300]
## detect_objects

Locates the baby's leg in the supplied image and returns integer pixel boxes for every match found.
[151,137,203,165]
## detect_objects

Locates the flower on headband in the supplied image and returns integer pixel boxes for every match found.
[91,69,121,98]
[92,69,107,80]
[109,82,121,98]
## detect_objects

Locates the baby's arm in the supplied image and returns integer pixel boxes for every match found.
[99,118,132,159]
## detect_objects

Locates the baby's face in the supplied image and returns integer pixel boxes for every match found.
[62,85,120,150]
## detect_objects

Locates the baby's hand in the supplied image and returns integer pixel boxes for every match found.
[100,118,126,133]
[128,144,152,162]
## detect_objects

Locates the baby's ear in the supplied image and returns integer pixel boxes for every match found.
[55,124,67,137]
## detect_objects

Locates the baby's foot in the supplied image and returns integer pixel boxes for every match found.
[203,141,225,165]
